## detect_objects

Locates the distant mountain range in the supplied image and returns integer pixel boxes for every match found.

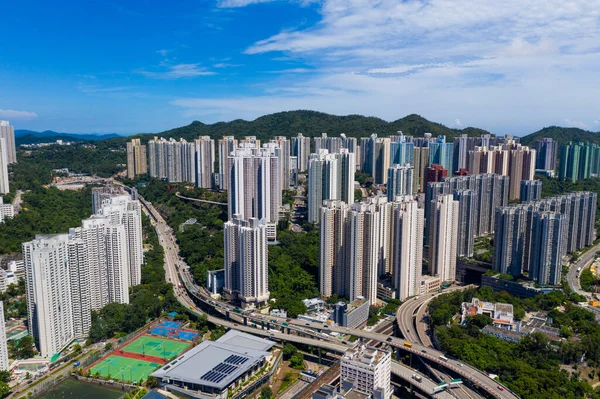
[115,111,492,145]
[17,111,600,148]
[15,130,122,145]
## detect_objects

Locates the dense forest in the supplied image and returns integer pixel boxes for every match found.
[0,186,92,254]
[18,142,126,177]
[429,287,600,398]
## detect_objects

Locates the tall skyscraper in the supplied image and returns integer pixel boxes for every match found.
[413,146,430,193]
[535,138,557,171]
[147,137,195,183]
[428,194,459,282]
[224,216,269,307]
[530,212,566,285]
[392,197,424,300]
[0,301,8,370]
[0,138,9,195]
[520,180,542,203]
[97,195,144,286]
[429,136,453,172]
[319,197,391,304]
[68,217,130,338]
[195,136,215,189]
[362,134,391,184]
[308,150,355,223]
[390,133,414,166]
[319,200,349,298]
[387,164,414,201]
[453,135,476,173]
[507,144,536,201]
[273,136,291,189]
[126,138,147,179]
[218,136,238,190]
[291,133,311,173]
[23,234,74,358]
[454,190,476,258]
[0,121,16,164]
[228,144,281,238]
[493,206,528,277]
[559,141,600,182]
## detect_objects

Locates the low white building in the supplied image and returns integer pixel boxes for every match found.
[461,297,515,330]
[340,345,391,399]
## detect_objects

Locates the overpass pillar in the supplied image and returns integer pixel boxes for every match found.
[392,322,398,337]
[225,311,230,321]
[261,321,265,330]
[243,317,247,326]
[266,323,270,331]
[318,349,322,364]
[395,348,401,361]
[287,327,290,334]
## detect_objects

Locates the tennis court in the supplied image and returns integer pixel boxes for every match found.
[122,335,190,359]
[89,355,160,382]
[157,321,181,329]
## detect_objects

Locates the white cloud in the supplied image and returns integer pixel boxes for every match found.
[138,63,216,79]
[217,0,318,7]
[0,109,38,120]
[217,0,274,7]
[563,119,588,129]
[453,119,463,127]
[172,0,600,134]
[266,68,313,73]
[156,49,171,56]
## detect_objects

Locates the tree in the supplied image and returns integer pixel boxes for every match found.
[147,376,159,388]
[16,336,36,359]
[260,387,272,399]
[0,381,9,397]
[467,314,493,328]
[0,371,10,384]
[289,353,305,370]
[283,344,298,360]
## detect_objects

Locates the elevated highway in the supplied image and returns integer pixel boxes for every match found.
[138,193,518,399]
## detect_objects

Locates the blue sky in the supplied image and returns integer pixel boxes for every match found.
[1,0,599,135]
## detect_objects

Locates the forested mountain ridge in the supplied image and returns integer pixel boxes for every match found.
[520,126,600,147]
[104,110,491,145]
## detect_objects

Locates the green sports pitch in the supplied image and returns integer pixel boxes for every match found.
[122,335,190,359]
[38,379,124,399]
[89,355,160,382]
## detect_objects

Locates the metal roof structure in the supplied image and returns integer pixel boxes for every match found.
[151,330,274,391]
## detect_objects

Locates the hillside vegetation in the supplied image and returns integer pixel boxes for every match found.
[520,126,600,147]
[105,111,491,145]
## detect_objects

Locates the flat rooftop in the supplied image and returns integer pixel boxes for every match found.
[151,330,274,391]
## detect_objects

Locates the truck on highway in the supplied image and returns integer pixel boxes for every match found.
[577,267,582,272]
[412,374,422,382]
[233,307,243,314]
[439,355,449,362]
[73,361,81,367]
[282,322,289,326]
[403,341,413,348]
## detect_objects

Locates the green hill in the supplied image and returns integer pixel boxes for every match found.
[107,110,491,145]
[520,126,600,147]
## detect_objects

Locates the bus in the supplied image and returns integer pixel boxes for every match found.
[282,322,289,327]
[439,355,449,362]
[233,307,243,314]
[403,341,413,348]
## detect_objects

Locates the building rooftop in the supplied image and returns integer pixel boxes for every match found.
[215,329,275,352]
[151,331,274,390]
[342,344,389,366]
